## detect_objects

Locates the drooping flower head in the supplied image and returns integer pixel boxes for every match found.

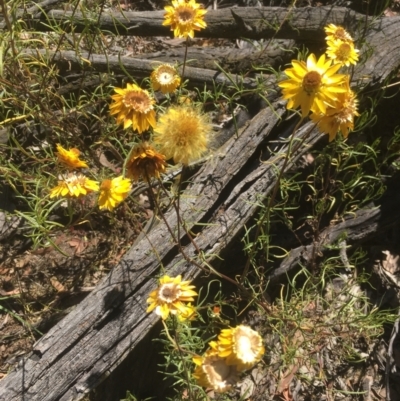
[177,302,197,321]
[326,39,359,67]
[310,79,359,141]
[324,24,353,43]
[146,275,197,320]
[193,341,240,393]
[153,105,210,165]
[163,0,207,39]
[278,53,348,117]
[217,325,265,370]
[55,144,88,170]
[125,142,167,181]
[98,176,131,211]
[110,83,156,133]
[151,64,181,94]
[49,173,99,198]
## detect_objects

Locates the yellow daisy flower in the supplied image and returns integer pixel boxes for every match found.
[146,275,197,320]
[150,64,181,94]
[55,144,88,170]
[310,80,359,142]
[109,83,156,133]
[326,39,359,67]
[193,341,239,393]
[98,176,131,211]
[125,142,167,181]
[278,53,348,117]
[153,105,210,165]
[49,173,99,198]
[324,24,353,43]
[163,0,207,39]
[217,325,265,370]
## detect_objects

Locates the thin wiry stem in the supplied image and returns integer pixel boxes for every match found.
[241,116,307,283]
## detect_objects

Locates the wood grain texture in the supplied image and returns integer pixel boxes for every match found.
[19,7,364,40]
[0,101,326,401]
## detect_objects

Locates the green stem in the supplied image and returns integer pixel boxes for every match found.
[241,116,305,283]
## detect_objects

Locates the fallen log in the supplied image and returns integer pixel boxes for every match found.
[1,6,400,401]
[0,99,326,401]
[267,182,400,283]
[14,7,366,40]
[20,11,400,88]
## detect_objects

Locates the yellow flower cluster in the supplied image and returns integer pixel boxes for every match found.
[146,275,198,321]
[278,24,359,141]
[193,325,264,393]
[50,144,131,211]
[51,1,209,213]
[325,24,359,67]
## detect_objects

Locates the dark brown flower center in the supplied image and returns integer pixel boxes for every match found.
[177,7,194,23]
[100,179,112,190]
[337,43,351,59]
[159,283,181,303]
[335,28,351,41]
[302,71,322,94]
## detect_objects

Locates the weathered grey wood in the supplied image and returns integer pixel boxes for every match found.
[21,12,400,87]
[0,100,325,401]
[267,188,400,283]
[25,49,259,90]
[115,40,296,73]
[16,7,365,40]
[1,6,400,401]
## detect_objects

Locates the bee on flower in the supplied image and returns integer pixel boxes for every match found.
[146,275,197,320]
[163,0,207,39]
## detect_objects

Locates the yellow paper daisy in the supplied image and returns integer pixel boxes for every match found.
[163,0,207,39]
[310,79,359,141]
[49,173,99,198]
[98,176,131,211]
[324,24,353,43]
[125,142,167,181]
[55,144,88,170]
[193,341,239,393]
[326,39,359,67]
[146,275,197,320]
[278,53,348,117]
[217,325,265,370]
[150,64,181,94]
[153,105,210,166]
[109,83,156,133]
